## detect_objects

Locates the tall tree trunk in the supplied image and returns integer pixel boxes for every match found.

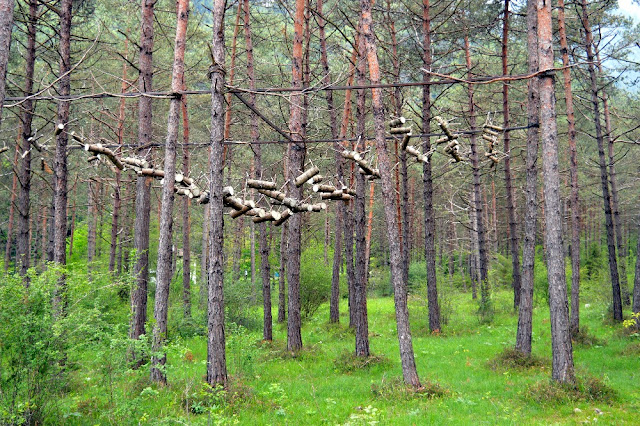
[130,0,157,347]
[422,0,441,333]
[319,0,344,324]
[580,0,622,322]
[286,0,306,353]
[0,0,14,126]
[516,0,539,356]
[242,0,271,341]
[354,26,369,357]
[596,49,629,306]
[181,75,191,319]
[207,0,228,388]
[278,221,287,323]
[109,45,129,275]
[151,0,189,384]
[53,0,73,316]
[16,0,36,278]
[464,29,489,309]
[538,0,575,383]
[558,0,581,335]
[633,218,640,327]
[5,140,18,270]
[501,0,522,309]
[87,180,97,273]
[200,203,209,309]
[359,0,421,388]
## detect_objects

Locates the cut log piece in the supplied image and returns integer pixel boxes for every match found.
[294,166,320,187]
[388,117,406,127]
[273,209,292,226]
[247,179,277,190]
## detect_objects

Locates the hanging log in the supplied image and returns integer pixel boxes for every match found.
[310,202,327,212]
[401,133,411,150]
[84,143,124,170]
[309,175,324,184]
[258,188,286,201]
[122,157,149,168]
[388,117,406,127]
[273,209,292,226]
[313,183,336,193]
[389,126,411,135]
[247,179,277,190]
[294,165,320,187]
[253,210,282,223]
[230,205,252,218]
[0,146,8,155]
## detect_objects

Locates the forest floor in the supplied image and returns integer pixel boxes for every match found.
[55,284,640,425]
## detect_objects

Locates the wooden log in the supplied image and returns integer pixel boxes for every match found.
[309,175,324,185]
[223,186,234,197]
[258,188,286,201]
[122,157,149,168]
[190,186,201,198]
[390,126,411,135]
[54,123,64,136]
[313,184,336,193]
[87,155,99,163]
[230,205,251,218]
[247,179,277,190]
[273,209,292,226]
[223,196,246,211]
[434,116,456,139]
[341,150,362,162]
[84,143,124,170]
[198,191,210,204]
[310,203,327,212]
[401,133,412,150]
[484,124,503,132]
[0,146,8,155]
[139,168,165,178]
[253,210,282,223]
[294,166,320,187]
[388,117,406,127]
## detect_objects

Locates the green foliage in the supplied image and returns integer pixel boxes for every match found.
[224,275,261,331]
[0,268,65,425]
[488,253,513,289]
[370,377,448,401]
[333,352,391,374]
[584,242,604,280]
[368,268,391,297]
[300,245,332,319]
[487,348,548,371]
[572,325,607,347]
[525,376,618,405]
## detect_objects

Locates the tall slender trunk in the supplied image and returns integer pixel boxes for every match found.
[242,0,271,341]
[0,0,14,126]
[181,75,191,319]
[359,0,420,388]
[596,49,629,305]
[580,0,622,321]
[538,0,575,383]
[558,0,581,335]
[354,26,369,357]
[52,0,73,316]
[151,0,189,384]
[501,0,521,309]
[516,0,539,356]
[464,29,489,308]
[130,0,157,346]
[633,217,640,326]
[200,203,209,309]
[422,0,441,333]
[16,0,37,278]
[278,221,287,323]
[110,43,129,275]
[207,0,228,388]
[87,179,97,277]
[5,140,19,270]
[319,0,344,324]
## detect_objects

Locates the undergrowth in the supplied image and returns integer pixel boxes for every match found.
[525,376,618,405]
[370,377,448,401]
[487,348,548,371]
[333,351,391,374]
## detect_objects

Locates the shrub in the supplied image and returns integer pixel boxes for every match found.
[0,268,66,425]
[525,376,617,405]
[487,348,548,371]
[299,245,331,319]
[371,377,448,401]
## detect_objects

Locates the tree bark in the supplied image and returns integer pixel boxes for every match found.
[501,0,522,309]
[286,0,306,353]
[200,202,209,309]
[422,0,441,333]
[633,217,640,326]
[354,26,370,357]
[464,29,489,310]
[181,86,192,319]
[16,0,37,278]
[580,0,622,322]
[359,0,420,388]
[243,0,271,341]
[151,0,189,384]
[53,0,73,316]
[130,0,157,348]
[318,0,344,324]
[596,48,629,306]
[558,0,581,335]
[278,221,287,323]
[538,0,575,383]
[207,0,228,388]
[0,0,14,126]
[516,0,539,356]
[5,141,18,270]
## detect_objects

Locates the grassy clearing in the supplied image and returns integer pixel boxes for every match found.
[49,283,640,425]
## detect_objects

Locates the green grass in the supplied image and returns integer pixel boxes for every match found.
[51,283,640,425]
